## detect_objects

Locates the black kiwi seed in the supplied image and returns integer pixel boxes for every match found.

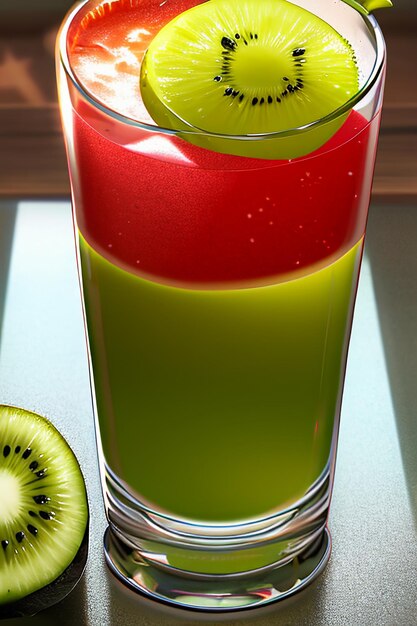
[2,540,9,550]
[15,445,21,453]
[29,461,39,471]
[292,48,306,57]
[252,97,258,105]
[16,531,25,543]
[39,511,54,521]
[22,448,32,459]
[3,445,10,457]
[235,33,240,39]
[268,95,273,104]
[27,524,38,536]
[28,510,37,517]
[221,37,236,51]
[33,495,50,505]
[283,77,289,82]
[224,87,233,96]
[214,75,222,82]
[36,469,46,478]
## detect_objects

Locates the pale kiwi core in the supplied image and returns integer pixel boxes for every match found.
[232,45,291,90]
[0,472,21,522]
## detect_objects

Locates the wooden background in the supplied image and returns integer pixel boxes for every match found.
[0,11,415,201]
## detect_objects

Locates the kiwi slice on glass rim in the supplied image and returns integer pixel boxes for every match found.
[0,405,88,618]
[140,0,360,159]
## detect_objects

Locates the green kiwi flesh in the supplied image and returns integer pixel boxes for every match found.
[0,405,88,612]
[140,0,359,159]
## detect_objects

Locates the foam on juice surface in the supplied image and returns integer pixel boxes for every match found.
[68,0,199,122]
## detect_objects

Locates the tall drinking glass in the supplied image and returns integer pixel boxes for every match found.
[57,0,386,611]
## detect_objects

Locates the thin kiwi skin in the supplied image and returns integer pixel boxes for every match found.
[0,523,89,619]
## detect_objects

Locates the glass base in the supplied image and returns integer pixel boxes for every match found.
[102,461,332,612]
[104,526,331,612]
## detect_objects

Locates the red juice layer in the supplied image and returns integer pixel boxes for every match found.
[67,0,380,285]
[70,108,378,284]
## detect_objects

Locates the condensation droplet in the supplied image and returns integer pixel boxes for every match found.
[247,213,252,219]
[249,238,255,243]
[348,171,353,176]
[258,208,264,213]
[108,244,113,248]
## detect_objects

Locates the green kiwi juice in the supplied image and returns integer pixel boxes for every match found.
[65,0,381,522]
[80,236,362,521]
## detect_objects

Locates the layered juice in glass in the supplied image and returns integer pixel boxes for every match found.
[58,0,386,607]
[64,0,381,523]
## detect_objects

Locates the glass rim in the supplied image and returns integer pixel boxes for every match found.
[58,0,386,141]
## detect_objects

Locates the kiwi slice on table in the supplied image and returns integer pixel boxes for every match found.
[0,405,88,618]
[140,0,359,159]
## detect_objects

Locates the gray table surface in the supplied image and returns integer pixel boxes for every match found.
[0,200,416,626]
